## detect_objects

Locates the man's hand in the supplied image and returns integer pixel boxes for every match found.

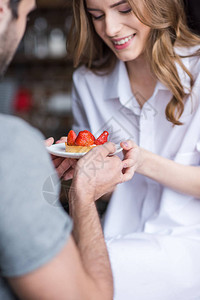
[45,137,77,181]
[44,137,54,147]
[70,142,134,201]
[55,136,67,144]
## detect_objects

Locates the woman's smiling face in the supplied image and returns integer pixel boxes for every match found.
[85,0,150,62]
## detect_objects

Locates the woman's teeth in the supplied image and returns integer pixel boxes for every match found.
[113,34,135,45]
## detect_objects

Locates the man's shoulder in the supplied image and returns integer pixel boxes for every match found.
[0,114,43,141]
[0,114,44,154]
[0,115,73,279]
[0,114,49,177]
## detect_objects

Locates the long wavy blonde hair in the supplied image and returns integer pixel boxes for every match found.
[67,0,200,125]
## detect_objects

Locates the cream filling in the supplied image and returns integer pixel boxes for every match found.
[65,143,96,153]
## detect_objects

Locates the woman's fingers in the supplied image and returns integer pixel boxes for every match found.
[120,140,136,151]
[121,168,135,182]
[122,158,134,169]
[121,159,135,182]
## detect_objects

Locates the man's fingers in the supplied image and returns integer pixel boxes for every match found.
[53,157,65,168]
[56,136,67,144]
[78,142,116,168]
[93,142,116,157]
[44,137,54,147]
[63,168,75,181]
[57,159,77,178]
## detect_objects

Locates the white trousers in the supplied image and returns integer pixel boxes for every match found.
[106,233,200,300]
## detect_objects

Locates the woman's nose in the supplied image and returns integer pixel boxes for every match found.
[104,14,122,37]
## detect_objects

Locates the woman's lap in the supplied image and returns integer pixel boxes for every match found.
[106,233,200,300]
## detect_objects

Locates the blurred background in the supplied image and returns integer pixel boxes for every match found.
[0,0,200,142]
[0,0,73,140]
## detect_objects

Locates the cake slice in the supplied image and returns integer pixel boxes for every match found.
[65,130,109,153]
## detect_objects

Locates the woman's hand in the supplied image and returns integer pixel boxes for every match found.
[44,137,77,181]
[120,140,144,177]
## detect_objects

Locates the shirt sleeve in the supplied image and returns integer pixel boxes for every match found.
[197,141,200,153]
[71,71,91,134]
[0,117,72,277]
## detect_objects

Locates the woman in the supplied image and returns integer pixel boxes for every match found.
[67,0,200,299]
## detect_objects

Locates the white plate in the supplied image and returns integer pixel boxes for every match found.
[46,143,123,159]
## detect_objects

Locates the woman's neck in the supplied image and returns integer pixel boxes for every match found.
[126,55,157,107]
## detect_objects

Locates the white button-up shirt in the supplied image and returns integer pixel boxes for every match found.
[72,46,200,240]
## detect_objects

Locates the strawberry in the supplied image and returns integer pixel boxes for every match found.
[95,131,109,145]
[75,130,95,146]
[67,130,77,146]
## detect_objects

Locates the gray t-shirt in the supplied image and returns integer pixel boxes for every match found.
[0,115,72,299]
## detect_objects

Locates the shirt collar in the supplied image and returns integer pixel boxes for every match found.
[103,60,129,100]
[104,60,136,107]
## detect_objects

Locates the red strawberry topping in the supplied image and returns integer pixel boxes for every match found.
[95,131,109,145]
[75,130,95,146]
[67,130,77,146]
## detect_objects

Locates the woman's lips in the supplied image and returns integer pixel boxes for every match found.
[112,33,136,50]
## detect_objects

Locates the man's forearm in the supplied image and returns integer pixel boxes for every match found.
[69,186,113,300]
